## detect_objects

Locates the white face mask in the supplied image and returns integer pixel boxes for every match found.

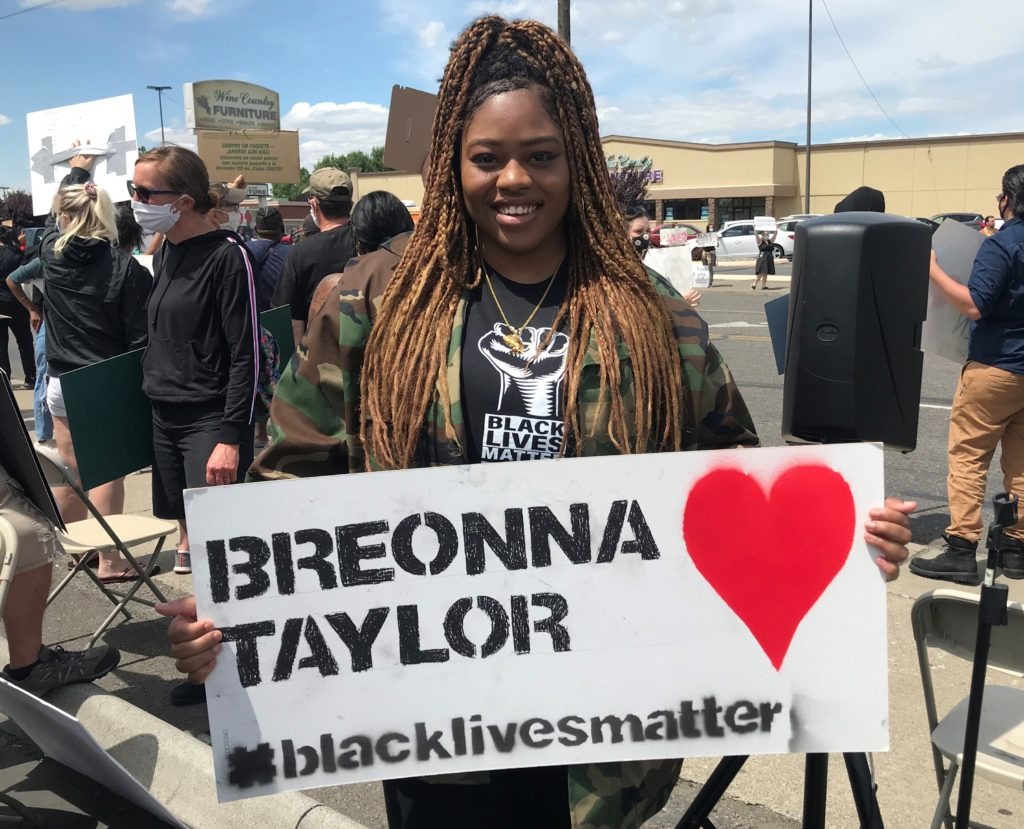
[132,200,181,235]
[309,205,321,229]
[220,210,239,232]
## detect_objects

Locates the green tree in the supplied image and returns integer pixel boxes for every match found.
[271,167,310,201]
[0,190,35,227]
[269,146,393,200]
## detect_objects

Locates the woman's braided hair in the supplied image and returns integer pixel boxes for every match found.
[360,16,684,469]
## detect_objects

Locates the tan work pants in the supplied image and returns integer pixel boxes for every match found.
[947,361,1024,542]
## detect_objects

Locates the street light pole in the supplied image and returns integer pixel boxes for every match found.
[147,85,171,146]
[804,0,812,214]
[558,0,570,44]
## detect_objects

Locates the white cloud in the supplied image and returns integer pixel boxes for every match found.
[282,101,389,168]
[18,0,135,9]
[143,127,197,150]
[418,20,446,49]
[0,115,10,127]
[166,0,214,14]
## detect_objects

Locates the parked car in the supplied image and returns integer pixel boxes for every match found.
[650,221,704,247]
[716,220,786,261]
[779,213,823,222]
[930,212,984,231]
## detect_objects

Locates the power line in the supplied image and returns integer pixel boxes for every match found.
[820,0,910,139]
[0,0,69,23]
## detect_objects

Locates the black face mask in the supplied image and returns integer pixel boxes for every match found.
[633,233,651,256]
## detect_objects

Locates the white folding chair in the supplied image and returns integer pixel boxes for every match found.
[911,587,1024,829]
[34,445,176,647]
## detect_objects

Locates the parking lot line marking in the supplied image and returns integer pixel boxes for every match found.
[920,403,952,410]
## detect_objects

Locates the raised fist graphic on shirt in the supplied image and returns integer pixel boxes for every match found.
[478,324,570,417]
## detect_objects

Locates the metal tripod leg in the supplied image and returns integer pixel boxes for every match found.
[675,756,748,829]
[845,753,884,828]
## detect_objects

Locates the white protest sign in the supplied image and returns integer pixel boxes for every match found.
[185,443,887,802]
[0,678,189,828]
[754,216,777,233]
[691,265,711,288]
[922,219,983,364]
[644,246,694,294]
[26,94,138,216]
[658,226,692,246]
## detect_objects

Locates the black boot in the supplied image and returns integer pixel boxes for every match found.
[999,536,1024,580]
[909,534,980,585]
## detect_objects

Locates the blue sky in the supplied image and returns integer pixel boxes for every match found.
[1,0,1022,194]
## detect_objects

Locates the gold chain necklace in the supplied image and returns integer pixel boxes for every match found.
[483,260,563,355]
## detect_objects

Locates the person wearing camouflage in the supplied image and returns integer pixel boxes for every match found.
[161,15,914,829]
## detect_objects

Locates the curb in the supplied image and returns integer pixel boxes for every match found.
[0,634,369,829]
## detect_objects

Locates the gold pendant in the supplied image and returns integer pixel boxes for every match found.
[502,332,525,354]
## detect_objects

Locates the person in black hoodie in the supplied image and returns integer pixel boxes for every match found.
[131,147,258,597]
[32,182,151,581]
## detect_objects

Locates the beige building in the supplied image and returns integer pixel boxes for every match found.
[349,131,1024,229]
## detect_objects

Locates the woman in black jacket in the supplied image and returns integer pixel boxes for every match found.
[131,146,258,594]
[34,183,151,581]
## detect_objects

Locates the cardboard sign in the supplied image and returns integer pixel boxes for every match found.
[0,678,188,828]
[644,247,694,295]
[921,219,983,364]
[197,130,301,185]
[185,443,888,802]
[383,86,438,174]
[60,350,152,491]
[26,94,139,216]
[185,80,281,132]
[691,265,711,288]
[754,216,778,233]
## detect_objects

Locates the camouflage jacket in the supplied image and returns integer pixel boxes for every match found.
[252,258,758,829]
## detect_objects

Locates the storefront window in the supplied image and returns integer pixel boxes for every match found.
[716,198,766,224]
[662,199,707,221]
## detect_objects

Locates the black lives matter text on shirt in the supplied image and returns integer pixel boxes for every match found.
[461,261,570,463]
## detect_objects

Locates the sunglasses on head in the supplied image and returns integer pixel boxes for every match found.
[127,181,180,204]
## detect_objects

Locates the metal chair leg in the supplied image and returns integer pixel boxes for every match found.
[930,761,958,829]
[86,538,168,646]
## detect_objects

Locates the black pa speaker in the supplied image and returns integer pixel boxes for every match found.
[781,212,930,451]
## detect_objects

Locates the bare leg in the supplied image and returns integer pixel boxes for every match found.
[178,520,188,552]
[2,563,51,669]
[51,415,126,577]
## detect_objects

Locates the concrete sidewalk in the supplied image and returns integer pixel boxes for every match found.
[5,384,1024,828]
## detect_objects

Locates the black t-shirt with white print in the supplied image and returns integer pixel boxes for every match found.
[461,261,570,463]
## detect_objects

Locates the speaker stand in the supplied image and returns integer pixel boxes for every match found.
[674,752,883,829]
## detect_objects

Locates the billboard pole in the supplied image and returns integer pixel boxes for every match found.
[804,1,812,214]
[147,85,171,146]
[558,0,570,44]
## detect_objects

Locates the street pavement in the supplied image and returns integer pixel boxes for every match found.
[4,268,1024,828]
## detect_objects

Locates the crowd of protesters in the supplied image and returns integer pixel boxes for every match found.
[4,13,1021,828]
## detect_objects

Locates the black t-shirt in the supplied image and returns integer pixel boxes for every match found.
[461,262,570,463]
[272,223,356,321]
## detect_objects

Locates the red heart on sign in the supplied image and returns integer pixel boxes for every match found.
[682,465,855,670]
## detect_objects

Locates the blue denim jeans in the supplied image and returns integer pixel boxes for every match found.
[33,321,52,442]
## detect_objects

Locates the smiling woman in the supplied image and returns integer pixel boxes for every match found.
[162,13,916,829]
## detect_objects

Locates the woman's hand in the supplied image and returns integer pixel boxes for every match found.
[155,596,222,683]
[29,308,42,333]
[683,288,702,307]
[206,442,240,486]
[865,497,916,581]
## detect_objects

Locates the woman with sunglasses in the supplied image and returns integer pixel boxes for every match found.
[159,17,915,825]
[131,147,258,608]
